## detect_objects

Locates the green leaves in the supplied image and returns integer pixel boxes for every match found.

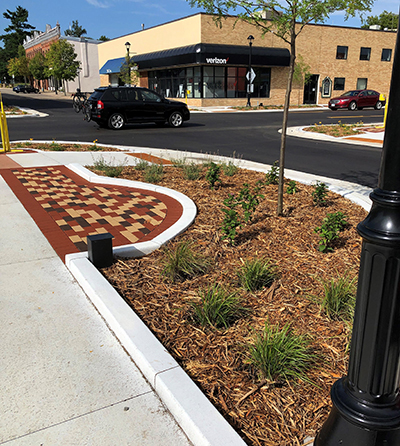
[314,211,348,253]
[45,39,80,82]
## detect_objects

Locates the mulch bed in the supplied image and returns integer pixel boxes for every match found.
[97,165,367,445]
[10,142,118,152]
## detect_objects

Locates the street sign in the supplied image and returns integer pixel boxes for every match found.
[246,68,256,84]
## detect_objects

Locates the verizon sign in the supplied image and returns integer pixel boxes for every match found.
[206,57,229,64]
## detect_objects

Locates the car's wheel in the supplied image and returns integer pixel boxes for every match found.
[168,111,183,128]
[375,101,383,110]
[108,113,125,130]
[349,101,357,111]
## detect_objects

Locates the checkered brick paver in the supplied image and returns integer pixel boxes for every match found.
[2,165,183,261]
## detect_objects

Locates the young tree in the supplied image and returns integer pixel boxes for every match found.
[361,10,398,30]
[7,45,30,83]
[0,6,35,80]
[29,52,47,90]
[119,53,139,86]
[98,35,110,42]
[45,39,80,94]
[187,0,373,215]
[64,20,87,38]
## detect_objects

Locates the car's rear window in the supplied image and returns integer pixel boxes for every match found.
[89,90,105,100]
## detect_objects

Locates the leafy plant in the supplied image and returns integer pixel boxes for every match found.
[265,161,279,185]
[247,321,315,383]
[238,183,264,223]
[171,157,187,168]
[312,181,328,206]
[144,163,164,183]
[135,158,150,171]
[222,160,238,177]
[189,283,246,329]
[221,194,242,245]
[161,240,211,282]
[238,258,278,292]
[48,141,65,151]
[183,162,201,180]
[320,275,356,321]
[90,139,101,151]
[92,155,126,177]
[286,180,297,194]
[314,211,348,253]
[205,162,221,189]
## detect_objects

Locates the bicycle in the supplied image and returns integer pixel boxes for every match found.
[72,89,87,113]
[72,89,91,122]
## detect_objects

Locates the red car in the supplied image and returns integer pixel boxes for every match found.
[328,89,385,111]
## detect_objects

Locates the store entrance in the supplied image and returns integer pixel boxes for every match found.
[303,74,319,104]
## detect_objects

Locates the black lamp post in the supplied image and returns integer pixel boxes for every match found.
[246,35,254,107]
[125,41,131,56]
[124,42,131,86]
[315,20,400,446]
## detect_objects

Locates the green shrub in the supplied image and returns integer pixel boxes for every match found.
[286,180,297,194]
[320,275,356,321]
[48,141,65,151]
[135,158,150,171]
[312,181,328,206]
[92,155,126,177]
[161,240,211,282]
[238,258,278,292]
[265,161,279,185]
[205,162,221,189]
[144,163,164,183]
[183,162,201,180]
[314,212,348,253]
[238,183,264,223]
[221,194,242,245]
[247,321,315,383]
[222,160,238,177]
[189,283,246,329]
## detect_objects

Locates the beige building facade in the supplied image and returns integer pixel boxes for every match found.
[98,13,396,107]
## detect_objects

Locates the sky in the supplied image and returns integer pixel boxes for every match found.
[0,0,398,43]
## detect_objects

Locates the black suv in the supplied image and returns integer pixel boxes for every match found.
[87,86,190,129]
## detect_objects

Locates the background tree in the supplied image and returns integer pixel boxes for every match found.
[45,39,80,94]
[0,6,35,80]
[187,0,373,215]
[98,35,110,41]
[64,20,87,38]
[7,45,30,84]
[119,53,139,86]
[361,10,398,30]
[29,52,47,90]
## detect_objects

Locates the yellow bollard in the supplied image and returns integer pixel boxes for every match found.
[376,93,388,129]
[0,92,11,153]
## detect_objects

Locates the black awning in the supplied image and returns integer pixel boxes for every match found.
[134,43,290,70]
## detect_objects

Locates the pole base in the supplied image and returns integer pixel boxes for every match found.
[315,379,400,446]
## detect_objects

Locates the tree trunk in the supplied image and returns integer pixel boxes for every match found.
[277,29,296,216]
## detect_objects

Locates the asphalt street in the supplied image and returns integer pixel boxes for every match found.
[3,90,385,188]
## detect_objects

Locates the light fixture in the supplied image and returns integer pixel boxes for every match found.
[125,41,131,54]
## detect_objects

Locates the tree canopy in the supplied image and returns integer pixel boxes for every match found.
[187,0,374,215]
[0,6,35,79]
[45,39,80,92]
[64,20,87,38]
[361,10,398,30]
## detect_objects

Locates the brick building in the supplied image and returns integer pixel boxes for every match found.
[23,23,101,94]
[98,13,396,107]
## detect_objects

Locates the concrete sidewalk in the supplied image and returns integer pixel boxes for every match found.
[0,143,374,446]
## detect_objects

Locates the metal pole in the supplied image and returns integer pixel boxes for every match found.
[246,40,253,107]
[315,20,400,446]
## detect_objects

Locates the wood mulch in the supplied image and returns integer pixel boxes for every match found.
[97,165,367,445]
[10,142,119,151]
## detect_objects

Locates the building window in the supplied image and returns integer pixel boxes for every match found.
[336,46,348,60]
[148,66,270,99]
[334,77,345,90]
[360,47,371,61]
[357,78,368,90]
[382,48,392,61]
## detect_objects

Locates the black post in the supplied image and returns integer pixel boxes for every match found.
[246,35,254,107]
[315,20,400,446]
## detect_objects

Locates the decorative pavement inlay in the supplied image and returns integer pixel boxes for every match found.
[13,166,167,251]
[2,165,183,261]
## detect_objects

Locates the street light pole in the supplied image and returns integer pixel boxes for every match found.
[246,35,254,107]
[315,20,400,446]
[125,41,131,86]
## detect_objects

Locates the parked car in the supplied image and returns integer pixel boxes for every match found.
[13,84,39,94]
[328,89,385,111]
[86,86,190,129]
